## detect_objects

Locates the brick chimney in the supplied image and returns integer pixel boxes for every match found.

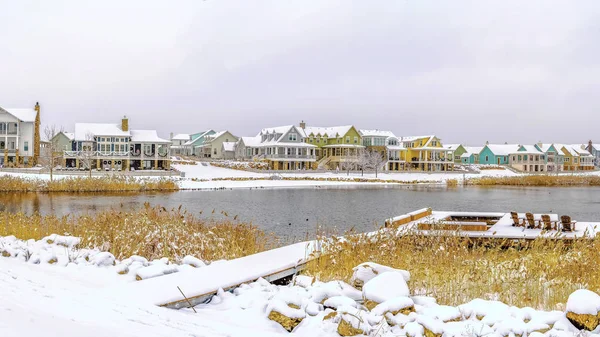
[299,120,306,129]
[121,115,129,131]
[589,140,593,151]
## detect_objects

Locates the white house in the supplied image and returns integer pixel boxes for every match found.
[0,103,39,166]
[170,133,191,156]
[360,129,407,171]
[236,125,317,170]
[63,116,171,171]
[195,131,238,159]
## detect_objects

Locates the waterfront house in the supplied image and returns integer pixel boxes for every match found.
[170,133,191,156]
[570,145,595,171]
[460,146,483,165]
[302,122,363,170]
[221,142,236,160]
[478,144,520,165]
[360,129,407,171]
[445,144,467,164]
[509,145,547,172]
[64,117,171,171]
[534,143,564,172]
[401,135,454,171]
[0,103,40,167]
[196,131,238,159]
[183,130,216,156]
[236,125,317,170]
[585,141,599,168]
[51,131,75,152]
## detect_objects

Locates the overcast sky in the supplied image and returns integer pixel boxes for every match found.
[1,1,599,145]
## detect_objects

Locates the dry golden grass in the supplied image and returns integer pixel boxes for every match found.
[306,229,600,310]
[446,178,459,187]
[466,175,600,186]
[0,175,178,192]
[0,204,276,261]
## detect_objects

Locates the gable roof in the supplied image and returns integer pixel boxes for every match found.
[238,136,262,147]
[484,144,521,156]
[303,126,353,138]
[570,144,593,157]
[359,129,396,138]
[74,123,129,140]
[517,145,543,154]
[1,108,37,122]
[171,133,190,141]
[445,144,463,151]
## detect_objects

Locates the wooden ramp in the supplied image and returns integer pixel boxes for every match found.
[126,241,319,309]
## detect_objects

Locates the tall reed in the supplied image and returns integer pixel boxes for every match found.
[0,175,178,192]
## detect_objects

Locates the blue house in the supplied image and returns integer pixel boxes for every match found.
[586,141,599,168]
[460,146,483,164]
[186,130,216,156]
[478,144,520,165]
[534,143,564,172]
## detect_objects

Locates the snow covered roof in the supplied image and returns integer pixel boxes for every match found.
[64,132,75,140]
[462,146,484,155]
[1,108,37,122]
[570,144,593,157]
[238,136,262,147]
[171,133,190,141]
[130,130,169,143]
[516,145,543,154]
[359,129,396,138]
[444,144,463,151]
[74,123,130,140]
[555,144,579,157]
[535,143,554,152]
[387,145,406,151]
[303,126,353,138]
[400,135,435,142]
[222,142,236,152]
[484,144,521,156]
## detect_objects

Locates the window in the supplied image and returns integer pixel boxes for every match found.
[309,138,313,143]
[346,136,350,143]
[518,155,522,161]
[288,133,297,141]
[24,142,29,152]
[354,137,358,144]
[432,141,438,146]
[214,148,217,155]
[485,155,489,162]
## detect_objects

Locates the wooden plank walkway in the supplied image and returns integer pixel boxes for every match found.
[126,241,319,309]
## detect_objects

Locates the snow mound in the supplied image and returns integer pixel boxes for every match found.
[371,296,415,316]
[362,272,410,309]
[565,289,600,331]
[323,296,358,310]
[182,255,206,268]
[350,262,410,290]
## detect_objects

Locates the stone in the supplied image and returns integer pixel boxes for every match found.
[337,317,366,336]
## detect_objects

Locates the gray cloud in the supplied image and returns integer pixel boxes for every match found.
[1,0,599,145]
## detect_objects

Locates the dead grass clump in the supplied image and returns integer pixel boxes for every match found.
[0,175,178,192]
[306,229,600,310]
[446,179,459,187]
[0,204,276,261]
[466,175,600,187]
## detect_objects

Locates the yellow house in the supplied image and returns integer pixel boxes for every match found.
[557,144,584,171]
[401,135,454,171]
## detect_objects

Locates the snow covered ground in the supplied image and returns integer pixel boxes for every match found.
[2,162,599,190]
[1,234,599,337]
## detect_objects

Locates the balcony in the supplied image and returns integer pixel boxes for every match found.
[265,153,316,160]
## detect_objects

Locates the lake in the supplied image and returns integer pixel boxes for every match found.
[1,185,599,240]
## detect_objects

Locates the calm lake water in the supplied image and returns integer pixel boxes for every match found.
[1,186,600,240]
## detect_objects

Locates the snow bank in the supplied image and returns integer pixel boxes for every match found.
[362,272,410,307]
[566,289,600,315]
[350,262,410,290]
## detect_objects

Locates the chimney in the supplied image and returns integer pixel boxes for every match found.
[35,102,40,113]
[170,132,174,140]
[121,115,129,131]
[486,140,489,145]
[589,140,593,151]
[537,140,543,148]
[299,120,306,129]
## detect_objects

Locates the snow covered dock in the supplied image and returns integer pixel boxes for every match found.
[388,209,600,240]
[126,241,320,309]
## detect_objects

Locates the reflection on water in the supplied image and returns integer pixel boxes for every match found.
[1,185,599,240]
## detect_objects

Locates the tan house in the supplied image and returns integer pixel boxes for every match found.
[196,131,238,159]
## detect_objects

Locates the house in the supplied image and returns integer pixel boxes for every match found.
[570,145,595,171]
[169,133,191,156]
[360,130,407,171]
[242,125,317,170]
[235,136,262,160]
[302,122,363,170]
[63,116,171,171]
[585,141,599,168]
[445,144,467,164]
[509,145,547,172]
[534,143,564,172]
[478,144,520,165]
[51,131,75,152]
[221,142,236,160]
[460,146,483,165]
[184,130,216,156]
[196,131,238,159]
[0,102,40,167]
[401,135,454,171]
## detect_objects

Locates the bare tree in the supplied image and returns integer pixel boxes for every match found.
[340,157,356,176]
[368,150,386,178]
[357,148,371,176]
[77,132,96,177]
[40,125,64,181]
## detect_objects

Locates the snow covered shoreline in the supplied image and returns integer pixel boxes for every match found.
[2,233,600,336]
